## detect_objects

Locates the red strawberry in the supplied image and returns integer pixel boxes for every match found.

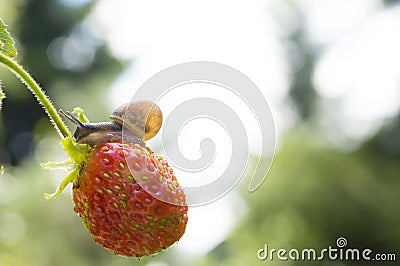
[41,101,188,257]
[72,142,188,257]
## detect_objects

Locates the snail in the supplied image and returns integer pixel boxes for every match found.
[60,100,163,146]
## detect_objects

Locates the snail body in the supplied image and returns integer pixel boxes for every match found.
[61,100,162,146]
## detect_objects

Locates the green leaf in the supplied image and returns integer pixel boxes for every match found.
[0,18,18,58]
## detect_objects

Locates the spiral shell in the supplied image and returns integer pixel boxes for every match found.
[110,100,162,141]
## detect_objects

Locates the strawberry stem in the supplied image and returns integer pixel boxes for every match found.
[0,53,71,138]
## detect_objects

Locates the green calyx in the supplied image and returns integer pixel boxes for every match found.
[42,137,92,199]
[42,109,92,199]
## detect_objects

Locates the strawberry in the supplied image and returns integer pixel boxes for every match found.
[41,102,189,258]
[72,142,188,257]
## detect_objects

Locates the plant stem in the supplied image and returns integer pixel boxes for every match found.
[0,53,71,138]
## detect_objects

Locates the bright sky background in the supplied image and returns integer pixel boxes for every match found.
[61,0,400,258]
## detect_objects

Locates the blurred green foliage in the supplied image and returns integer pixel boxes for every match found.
[199,131,400,266]
[287,13,318,122]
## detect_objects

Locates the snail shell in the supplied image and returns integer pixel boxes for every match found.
[110,101,162,141]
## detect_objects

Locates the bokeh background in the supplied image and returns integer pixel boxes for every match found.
[1,0,400,265]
